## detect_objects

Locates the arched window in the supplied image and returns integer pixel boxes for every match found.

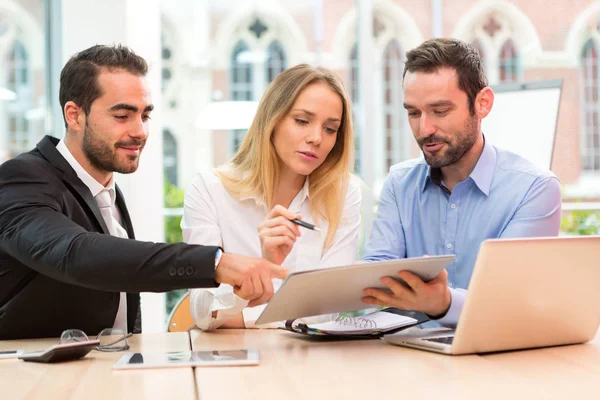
[161,32,174,95]
[349,43,359,104]
[471,39,485,66]
[499,39,519,83]
[163,129,178,186]
[581,39,600,171]
[349,43,360,174]
[226,16,292,155]
[471,15,523,85]
[4,40,32,155]
[230,40,254,153]
[383,40,404,171]
[266,40,287,84]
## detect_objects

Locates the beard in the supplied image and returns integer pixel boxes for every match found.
[82,122,145,174]
[418,115,478,168]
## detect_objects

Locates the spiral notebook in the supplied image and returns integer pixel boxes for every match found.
[283,308,429,339]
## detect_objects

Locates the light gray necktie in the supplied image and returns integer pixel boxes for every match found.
[95,188,128,331]
[96,189,128,239]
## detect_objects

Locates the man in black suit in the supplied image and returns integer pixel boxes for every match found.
[0,44,286,339]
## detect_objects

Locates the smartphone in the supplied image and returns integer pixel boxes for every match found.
[113,349,260,370]
[18,340,100,363]
[0,350,24,359]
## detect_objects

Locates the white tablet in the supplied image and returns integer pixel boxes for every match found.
[255,255,455,325]
[112,349,260,370]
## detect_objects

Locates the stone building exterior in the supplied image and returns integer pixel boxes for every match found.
[4,0,600,200]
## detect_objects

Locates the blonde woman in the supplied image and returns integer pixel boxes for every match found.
[182,64,361,330]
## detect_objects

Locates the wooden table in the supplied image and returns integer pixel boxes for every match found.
[3,330,598,399]
[191,328,600,399]
[0,333,196,399]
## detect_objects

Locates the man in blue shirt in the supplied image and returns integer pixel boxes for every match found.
[361,38,562,327]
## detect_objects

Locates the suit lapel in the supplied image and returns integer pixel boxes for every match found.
[37,136,142,330]
[36,135,111,235]
[115,185,135,239]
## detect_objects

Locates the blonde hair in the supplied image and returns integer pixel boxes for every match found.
[216,64,355,250]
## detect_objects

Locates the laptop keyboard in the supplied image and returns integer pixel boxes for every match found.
[423,336,454,345]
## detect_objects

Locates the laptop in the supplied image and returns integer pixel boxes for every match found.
[255,255,455,325]
[384,236,600,355]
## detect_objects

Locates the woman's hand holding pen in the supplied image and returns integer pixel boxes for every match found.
[258,205,302,265]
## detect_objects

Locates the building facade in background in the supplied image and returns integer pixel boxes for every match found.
[3,0,600,201]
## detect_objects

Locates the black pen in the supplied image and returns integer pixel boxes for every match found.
[291,219,322,232]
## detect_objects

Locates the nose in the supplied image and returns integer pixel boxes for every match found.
[419,113,436,137]
[130,117,149,141]
[306,126,323,146]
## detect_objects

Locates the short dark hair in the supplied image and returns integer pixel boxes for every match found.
[403,38,487,115]
[59,44,148,128]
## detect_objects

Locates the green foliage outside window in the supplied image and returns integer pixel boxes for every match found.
[164,179,187,317]
[164,179,184,243]
[560,209,600,236]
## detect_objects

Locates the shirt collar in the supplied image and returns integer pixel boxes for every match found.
[56,139,115,199]
[294,177,311,204]
[422,135,496,196]
[238,171,311,207]
[468,136,496,196]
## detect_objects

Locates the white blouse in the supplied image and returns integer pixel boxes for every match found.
[181,171,362,330]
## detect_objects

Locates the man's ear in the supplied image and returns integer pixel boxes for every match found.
[64,101,85,133]
[475,87,494,119]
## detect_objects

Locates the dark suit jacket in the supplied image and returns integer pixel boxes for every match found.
[0,135,219,339]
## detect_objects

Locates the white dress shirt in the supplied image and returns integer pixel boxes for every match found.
[182,171,362,330]
[56,139,128,332]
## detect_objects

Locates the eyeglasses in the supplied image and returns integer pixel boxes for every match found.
[60,328,133,352]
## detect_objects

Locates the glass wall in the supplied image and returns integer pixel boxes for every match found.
[0,1,47,163]
[4,0,600,330]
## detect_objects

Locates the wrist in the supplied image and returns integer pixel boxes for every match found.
[214,248,223,270]
[428,288,452,320]
[213,249,226,285]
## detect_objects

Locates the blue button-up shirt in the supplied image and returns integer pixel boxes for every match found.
[362,139,562,326]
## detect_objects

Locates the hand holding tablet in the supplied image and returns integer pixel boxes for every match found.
[256,255,455,325]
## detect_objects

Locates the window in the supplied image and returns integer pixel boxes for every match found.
[499,39,519,83]
[349,43,360,175]
[161,32,174,95]
[4,39,33,157]
[266,40,287,84]
[228,33,288,154]
[163,129,178,186]
[581,39,600,172]
[471,15,522,85]
[472,39,485,65]
[230,40,254,153]
[383,40,404,171]
[349,43,359,104]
